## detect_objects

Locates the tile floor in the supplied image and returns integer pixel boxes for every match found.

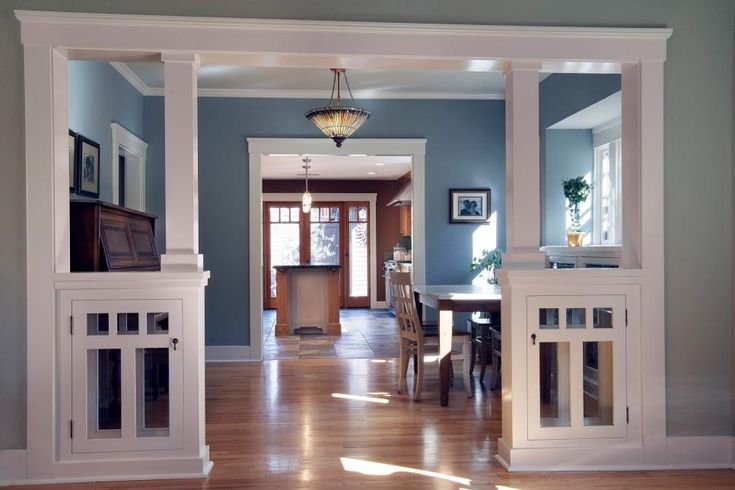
[262,308,401,360]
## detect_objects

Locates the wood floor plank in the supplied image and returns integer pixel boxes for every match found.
[10,358,735,489]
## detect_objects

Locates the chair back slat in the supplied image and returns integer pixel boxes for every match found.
[390,271,424,339]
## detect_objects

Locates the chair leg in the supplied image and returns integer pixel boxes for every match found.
[449,356,454,386]
[479,327,488,384]
[397,338,409,393]
[491,350,501,391]
[413,352,418,374]
[462,336,473,398]
[413,344,425,401]
[469,340,476,376]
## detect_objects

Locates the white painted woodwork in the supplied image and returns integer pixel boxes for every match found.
[286,269,331,334]
[14,9,676,483]
[250,139,426,363]
[160,53,202,271]
[111,122,148,211]
[621,63,642,269]
[502,61,546,270]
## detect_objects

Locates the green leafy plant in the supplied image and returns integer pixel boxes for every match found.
[470,248,503,285]
[562,176,590,233]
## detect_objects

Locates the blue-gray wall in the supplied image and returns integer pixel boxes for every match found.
[544,129,593,245]
[539,74,620,246]
[69,61,145,203]
[144,97,506,346]
[1,0,733,450]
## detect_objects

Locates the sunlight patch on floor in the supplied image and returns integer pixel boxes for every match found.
[331,393,389,404]
[340,457,471,486]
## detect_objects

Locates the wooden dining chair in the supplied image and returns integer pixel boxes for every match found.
[391,271,473,401]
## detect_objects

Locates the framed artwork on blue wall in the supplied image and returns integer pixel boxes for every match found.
[449,188,491,223]
[77,134,100,198]
[68,129,77,192]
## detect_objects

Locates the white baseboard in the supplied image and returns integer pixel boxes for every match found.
[497,436,734,472]
[0,449,27,482]
[205,345,259,362]
[666,436,733,469]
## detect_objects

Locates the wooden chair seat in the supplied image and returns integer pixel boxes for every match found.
[391,271,473,401]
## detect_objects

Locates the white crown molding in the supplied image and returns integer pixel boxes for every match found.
[16,10,673,41]
[144,86,505,100]
[592,117,622,134]
[109,62,152,95]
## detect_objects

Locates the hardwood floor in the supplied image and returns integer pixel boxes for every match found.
[13,359,735,489]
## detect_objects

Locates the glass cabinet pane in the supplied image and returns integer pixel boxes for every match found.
[88,349,121,437]
[583,341,614,426]
[117,313,139,335]
[147,313,169,334]
[539,308,559,329]
[136,348,170,437]
[87,313,109,335]
[593,307,613,328]
[539,342,570,428]
[566,308,586,329]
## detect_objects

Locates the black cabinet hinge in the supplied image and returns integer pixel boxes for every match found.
[626,406,629,424]
[70,420,74,438]
[625,309,628,327]
[70,316,74,335]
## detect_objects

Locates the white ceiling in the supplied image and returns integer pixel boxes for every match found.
[114,63,510,99]
[548,91,621,130]
[261,154,412,180]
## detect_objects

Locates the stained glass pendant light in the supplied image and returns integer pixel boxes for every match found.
[305,68,371,147]
[301,155,312,214]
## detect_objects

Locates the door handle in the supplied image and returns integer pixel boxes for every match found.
[531,333,536,345]
[172,338,179,350]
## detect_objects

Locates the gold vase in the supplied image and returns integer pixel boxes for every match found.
[566,232,584,247]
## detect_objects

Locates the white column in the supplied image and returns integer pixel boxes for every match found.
[160,53,203,271]
[502,61,545,269]
[24,45,69,480]
[621,63,642,269]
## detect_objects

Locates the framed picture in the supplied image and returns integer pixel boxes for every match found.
[449,188,491,223]
[77,134,100,198]
[68,130,77,192]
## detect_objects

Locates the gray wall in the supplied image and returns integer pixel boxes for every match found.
[1,0,733,450]
[69,61,145,203]
[544,129,593,245]
[144,97,506,346]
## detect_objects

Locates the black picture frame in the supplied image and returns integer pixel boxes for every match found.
[68,129,78,192]
[449,188,491,223]
[76,134,101,198]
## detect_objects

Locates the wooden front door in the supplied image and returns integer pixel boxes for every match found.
[263,201,370,309]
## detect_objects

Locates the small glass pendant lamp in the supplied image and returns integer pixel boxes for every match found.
[302,155,312,214]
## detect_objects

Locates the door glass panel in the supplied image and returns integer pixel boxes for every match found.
[88,348,122,437]
[290,207,300,222]
[348,206,369,297]
[566,308,586,329]
[269,207,279,223]
[539,342,570,428]
[136,348,170,437]
[539,308,559,329]
[583,341,614,426]
[311,207,340,265]
[87,313,109,335]
[279,208,290,222]
[147,313,169,334]
[593,307,613,328]
[117,313,139,335]
[348,207,357,221]
[269,219,300,298]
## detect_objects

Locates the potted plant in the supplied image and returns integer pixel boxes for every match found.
[470,248,503,285]
[562,176,590,247]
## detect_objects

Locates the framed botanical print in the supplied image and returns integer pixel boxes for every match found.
[68,130,77,192]
[449,188,491,223]
[77,134,101,198]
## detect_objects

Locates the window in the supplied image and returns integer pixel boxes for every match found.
[592,139,621,245]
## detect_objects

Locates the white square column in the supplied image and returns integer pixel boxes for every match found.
[502,61,546,270]
[160,53,203,271]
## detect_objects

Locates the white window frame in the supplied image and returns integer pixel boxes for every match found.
[111,123,148,211]
[592,139,622,245]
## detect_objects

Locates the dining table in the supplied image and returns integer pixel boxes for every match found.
[413,284,502,406]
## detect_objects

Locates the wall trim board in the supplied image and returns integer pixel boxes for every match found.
[0,449,27,483]
[205,345,257,362]
[665,436,733,469]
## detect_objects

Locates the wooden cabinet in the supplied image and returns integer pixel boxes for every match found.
[71,199,160,271]
[399,205,412,236]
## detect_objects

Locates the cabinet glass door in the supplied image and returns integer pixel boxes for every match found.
[72,299,183,453]
[527,295,627,440]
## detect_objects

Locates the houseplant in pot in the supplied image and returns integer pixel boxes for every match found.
[470,248,503,285]
[562,176,590,247]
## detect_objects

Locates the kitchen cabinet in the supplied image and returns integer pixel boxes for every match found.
[399,205,412,236]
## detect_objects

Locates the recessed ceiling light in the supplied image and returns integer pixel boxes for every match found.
[367,171,377,175]
[375,162,385,166]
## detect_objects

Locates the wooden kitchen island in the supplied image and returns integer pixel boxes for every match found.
[274,265,342,336]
